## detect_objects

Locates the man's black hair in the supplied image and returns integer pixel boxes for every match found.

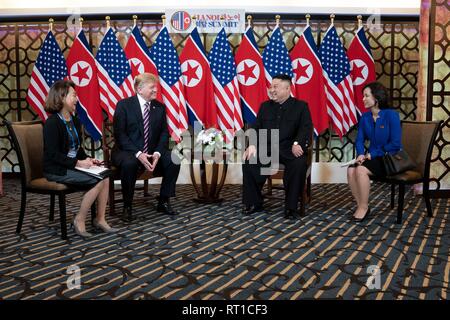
[273,74,292,82]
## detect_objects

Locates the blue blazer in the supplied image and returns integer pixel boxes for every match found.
[355,109,402,158]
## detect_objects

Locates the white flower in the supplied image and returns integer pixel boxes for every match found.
[196,130,205,144]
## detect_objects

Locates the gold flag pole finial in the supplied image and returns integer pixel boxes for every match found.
[133,15,138,27]
[306,14,310,26]
[191,15,197,30]
[79,17,84,29]
[357,15,362,28]
[330,14,335,25]
[106,16,111,29]
[161,15,166,25]
[49,18,54,32]
[247,15,253,28]
[275,15,280,27]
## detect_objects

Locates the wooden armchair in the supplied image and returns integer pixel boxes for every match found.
[5,120,95,240]
[265,135,314,216]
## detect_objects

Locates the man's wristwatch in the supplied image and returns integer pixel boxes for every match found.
[293,141,299,146]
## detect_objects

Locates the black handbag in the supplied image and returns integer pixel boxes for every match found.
[382,150,416,176]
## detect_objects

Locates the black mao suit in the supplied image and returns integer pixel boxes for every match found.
[242,97,313,211]
[112,95,180,208]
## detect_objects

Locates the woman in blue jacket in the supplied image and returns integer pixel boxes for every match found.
[347,82,402,221]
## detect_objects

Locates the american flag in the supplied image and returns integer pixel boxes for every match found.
[149,26,188,142]
[209,28,243,142]
[262,26,293,89]
[26,31,67,121]
[96,27,134,119]
[319,25,357,138]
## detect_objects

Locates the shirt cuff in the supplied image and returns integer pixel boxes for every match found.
[154,151,161,158]
[135,151,142,158]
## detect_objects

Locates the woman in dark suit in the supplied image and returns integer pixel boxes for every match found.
[347,82,402,221]
[43,80,117,237]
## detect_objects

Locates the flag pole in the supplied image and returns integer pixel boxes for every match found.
[306,14,310,26]
[275,15,280,27]
[357,15,362,29]
[327,13,334,161]
[220,15,225,33]
[49,18,54,32]
[161,14,166,25]
[105,16,111,29]
[247,15,252,28]
[133,15,138,28]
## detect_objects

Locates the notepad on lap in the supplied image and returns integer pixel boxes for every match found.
[75,166,112,179]
[340,159,357,167]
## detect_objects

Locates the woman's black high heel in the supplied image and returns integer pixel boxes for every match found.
[354,207,371,222]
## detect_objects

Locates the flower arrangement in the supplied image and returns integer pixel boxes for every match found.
[196,128,225,154]
[171,127,232,163]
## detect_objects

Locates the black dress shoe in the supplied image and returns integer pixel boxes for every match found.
[121,206,133,222]
[354,207,370,222]
[284,209,298,220]
[157,201,178,216]
[242,204,263,215]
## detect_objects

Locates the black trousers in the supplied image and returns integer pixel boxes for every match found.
[112,150,180,208]
[242,155,307,211]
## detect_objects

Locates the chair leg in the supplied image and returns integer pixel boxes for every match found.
[396,184,405,224]
[59,194,67,240]
[424,192,433,217]
[109,178,115,216]
[300,190,306,217]
[306,176,311,205]
[144,179,149,197]
[390,184,396,209]
[49,194,55,221]
[91,201,97,225]
[17,189,27,234]
[267,178,273,196]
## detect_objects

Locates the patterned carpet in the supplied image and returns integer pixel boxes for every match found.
[0,178,449,300]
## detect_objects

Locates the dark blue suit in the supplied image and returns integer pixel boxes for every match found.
[112,95,180,207]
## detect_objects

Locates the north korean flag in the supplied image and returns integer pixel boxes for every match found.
[124,25,162,102]
[347,26,376,114]
[235,26,268,124]
[290,25,328,135]
[179,27,217,129]
[66,30,103,141]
